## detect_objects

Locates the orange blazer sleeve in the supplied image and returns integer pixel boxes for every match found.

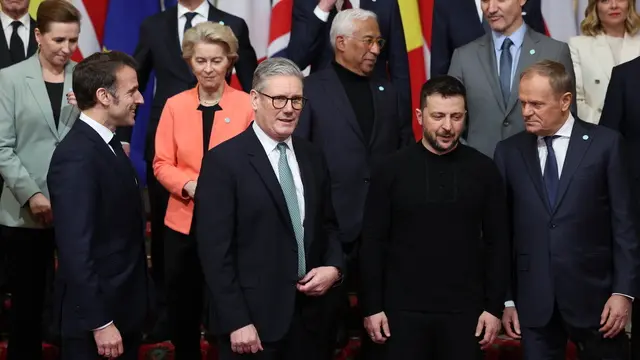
[153,99,192,198]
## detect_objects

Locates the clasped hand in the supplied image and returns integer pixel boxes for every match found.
[296,266,339,296]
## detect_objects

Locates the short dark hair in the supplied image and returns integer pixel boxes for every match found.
[36,0,81,34]
[520,60,573,96]
[419,75,467,110]
[73,51,138,111]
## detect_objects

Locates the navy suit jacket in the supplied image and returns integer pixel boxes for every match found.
[286,0,411,121]
[493,119,640,329]
[0,17,37,70]
[431,0,546,77]
[195,126,343,342]
[48,120,149,337]
[295,68,413,247]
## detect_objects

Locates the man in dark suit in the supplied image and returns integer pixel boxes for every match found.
[287,0,410,121]
[599,56,640,360]
[195,57,343,360]
[0,0,37,69]
[431,0,546,77]
[495,60,638,359]
[119,0,258,340]
[47,51,149,360]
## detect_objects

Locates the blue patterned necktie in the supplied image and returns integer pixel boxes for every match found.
[499,38,514,107]
[543,135,560,208]
[276,143,306,278]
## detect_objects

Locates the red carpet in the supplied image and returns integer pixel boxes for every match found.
[0,337,578,360]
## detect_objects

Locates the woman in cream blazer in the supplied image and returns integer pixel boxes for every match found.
[569,0,640,124]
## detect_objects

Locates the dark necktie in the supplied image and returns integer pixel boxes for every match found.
[342,0,353,10]
[499,38,513,107]
[543,135,560,208]
[9,21,25,64]
[184,12,197,34]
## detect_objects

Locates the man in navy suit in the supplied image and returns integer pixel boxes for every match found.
[287,0,410,121]
[48,51,149,360]
[494,60,638,359]
[431,0,546,77]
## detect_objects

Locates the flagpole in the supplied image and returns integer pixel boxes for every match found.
[160,0,165,11]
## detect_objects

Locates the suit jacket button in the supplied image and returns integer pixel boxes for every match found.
[364,178,370,183]
[503,121,510,127]
[549,223,557,229]
[595,79,600,84]
[55,141,60,146]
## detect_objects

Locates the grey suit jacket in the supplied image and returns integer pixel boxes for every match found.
[448,27,575,158]
[0,53,79,228]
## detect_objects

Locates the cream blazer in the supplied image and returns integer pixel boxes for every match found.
[569,33,640,124]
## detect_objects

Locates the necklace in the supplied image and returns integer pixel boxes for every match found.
[200,98,220,106]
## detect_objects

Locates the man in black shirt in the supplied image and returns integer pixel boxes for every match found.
[359,75,509,359]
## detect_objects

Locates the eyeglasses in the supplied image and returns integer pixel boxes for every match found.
[346,36,386,49]
[257,91,307,110]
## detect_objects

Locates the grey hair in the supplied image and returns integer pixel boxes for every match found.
[251,57,304,92]
[329,8,377,49]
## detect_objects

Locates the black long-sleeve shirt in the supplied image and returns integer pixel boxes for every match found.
[359,142,510,318]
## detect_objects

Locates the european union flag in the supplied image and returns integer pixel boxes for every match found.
[103,0,161,186]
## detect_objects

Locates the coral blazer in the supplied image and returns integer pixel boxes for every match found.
[153,84,254,234]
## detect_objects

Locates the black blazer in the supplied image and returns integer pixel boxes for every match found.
[47,120,149,337]
[493,119,640,329]
[295,68,413,246]
[286,0,411,119]
[431,0,547,77]
[120,4,258,160]
[600,56,640,195]
[195,126,343,342]
[0,17,37,69]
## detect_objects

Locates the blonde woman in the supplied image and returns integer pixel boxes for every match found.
[569,0,640,124]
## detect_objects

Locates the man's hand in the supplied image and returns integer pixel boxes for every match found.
[66,91,76,106]
[600,294,632,338]
[296,266,339,296]
[93,323,123,358]
[476,311,501,350]
[364,312,390,344]
[230,324,263,354]
[121,142,130,157]
[502,306,521,339]
[317,0,337,12]
[28,193,52,225]
[183,181,197,199]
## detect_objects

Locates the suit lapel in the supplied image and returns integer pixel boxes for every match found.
[164,7,194,82]
[57,61,77,137]
[0,24,9,69]
[27,18,37,57]
[593,34,616,82]
[294,139,314,250]
[323,69,365,143]
[368,80,385,146]
[477,35,505,113]
[246,129,296,237]
[621,32,640,64]
[76,120,127,176]
[518,133,551,213]
[24,55,59,140]
[554,121,593,213]
[506,29,541,114]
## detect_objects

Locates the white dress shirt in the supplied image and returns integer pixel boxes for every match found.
[0,11,30,56]
[314,0,361,22]
[177,0,210,47]
[252,122,305,226]
[504,114,632,308]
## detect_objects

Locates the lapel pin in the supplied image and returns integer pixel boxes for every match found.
[224,117,231,123]
[529,49,535,55]
[378,86,384,91]
[583,135,589,140]
[219,21,225,25]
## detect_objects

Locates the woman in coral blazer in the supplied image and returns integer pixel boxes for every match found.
[569,0,640,124]
[152,22,253,358]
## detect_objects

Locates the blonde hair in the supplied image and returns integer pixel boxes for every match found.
[581,0,640,36]
[182,21,239,70]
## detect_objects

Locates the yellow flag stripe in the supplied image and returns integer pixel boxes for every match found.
[398,0,423,51]
[29,0,45,18]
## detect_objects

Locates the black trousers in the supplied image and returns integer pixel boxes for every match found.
[631,301,640,360]
[61,333,141,360]
[521,304,630,360]
[147,163,169,324]
[380,310,483,360]
[165,226,204,359]
[3,226,55,360]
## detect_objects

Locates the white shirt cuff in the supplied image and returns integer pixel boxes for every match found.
[313,5,330,22]
[504,300,515,308]
[93,321,113,331]
[613,293,634,301]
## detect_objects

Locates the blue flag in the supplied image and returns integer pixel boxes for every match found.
[103,0,161,186]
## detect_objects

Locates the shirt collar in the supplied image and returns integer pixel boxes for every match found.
[492,22,527,51]
[79,112,115,144]
[0,11,30,33]
[538,113,575,142]
[252,121,294,155]
[177,0,210,20]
